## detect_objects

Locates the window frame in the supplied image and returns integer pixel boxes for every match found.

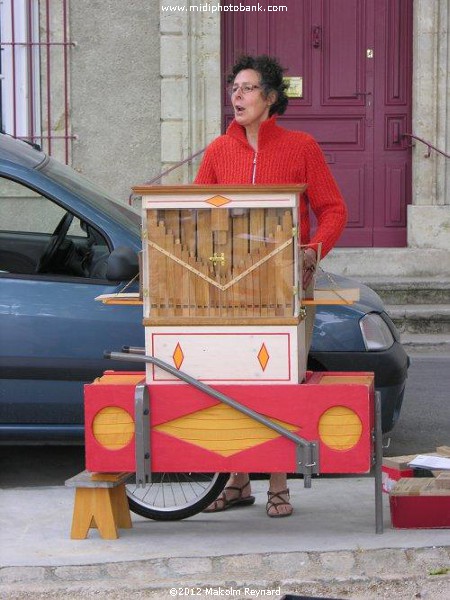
[0,0,41,141]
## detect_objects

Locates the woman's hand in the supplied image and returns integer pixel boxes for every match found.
[302,247,317,290]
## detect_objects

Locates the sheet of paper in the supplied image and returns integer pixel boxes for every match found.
[408,454,450,470]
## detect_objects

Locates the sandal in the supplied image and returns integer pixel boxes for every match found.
[203,480,255,513]
[266,488,293,518]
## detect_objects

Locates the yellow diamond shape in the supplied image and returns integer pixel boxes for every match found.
[154,403,300,456]
[172,342,184,370]
[257,343,270,371]
[205,195,231,207]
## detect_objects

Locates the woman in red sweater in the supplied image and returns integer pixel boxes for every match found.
[197,55,347,517]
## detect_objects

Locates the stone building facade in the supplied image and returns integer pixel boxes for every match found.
[159,0,450,278]
[2,0,448,278]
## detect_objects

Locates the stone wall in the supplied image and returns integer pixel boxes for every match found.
[407,0,450,252]
[69,0,160,202]
[160,0,221,184]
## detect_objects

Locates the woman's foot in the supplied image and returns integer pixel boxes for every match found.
[266,488,293,518]
[203,476,255,513]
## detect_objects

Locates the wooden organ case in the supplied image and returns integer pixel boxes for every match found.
[138,184,308,385]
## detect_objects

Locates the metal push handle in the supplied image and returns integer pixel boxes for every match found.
[105,350,320,485]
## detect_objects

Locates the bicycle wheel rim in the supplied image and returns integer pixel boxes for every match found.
[126,472,228,520]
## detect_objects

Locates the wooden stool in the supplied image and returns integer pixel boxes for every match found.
[65,470,133,539]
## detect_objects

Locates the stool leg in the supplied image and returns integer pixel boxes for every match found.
[70,488,98,540]
[70,488,119,540]
[91,488,120,539]
[110,484,132,529]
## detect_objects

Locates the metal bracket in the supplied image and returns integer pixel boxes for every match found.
[134,381,151,487]
[296,441,319,488]
[374,390,384,534]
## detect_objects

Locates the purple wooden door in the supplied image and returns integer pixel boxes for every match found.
[221,0,412,247]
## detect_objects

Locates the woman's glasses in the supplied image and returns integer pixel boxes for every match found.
[228,83,261,97]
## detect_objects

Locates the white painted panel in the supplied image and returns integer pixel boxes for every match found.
[145,325,306,385]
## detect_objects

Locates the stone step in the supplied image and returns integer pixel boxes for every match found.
[321,248,450,279]
[386,304,450,334]
[319,253,450,342]
[363,277,450,305]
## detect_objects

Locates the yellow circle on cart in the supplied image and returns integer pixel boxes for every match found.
[318,406,362,451]
[93,406,135,450]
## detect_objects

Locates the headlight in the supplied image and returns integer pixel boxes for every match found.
[359,313,395,351]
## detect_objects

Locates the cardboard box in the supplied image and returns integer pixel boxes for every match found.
[389,478,450,529]
[382,455,416,493]
[433,447,450,476]
[436,472,450,490]
[383,450,450,491]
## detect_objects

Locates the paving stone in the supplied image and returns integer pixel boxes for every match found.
[263,551,311,579]
[318,549,356,577]
[54,565,105,581]
[167,556,213,575]
[0,566,48,584]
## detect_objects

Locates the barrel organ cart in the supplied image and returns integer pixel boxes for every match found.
[80,185,383,535]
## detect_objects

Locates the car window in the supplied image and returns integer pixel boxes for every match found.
[43,159,141,234]
[0,176,109,278]
[0,177,85,236]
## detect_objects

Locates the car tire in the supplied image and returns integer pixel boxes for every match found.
[126,472,228,520]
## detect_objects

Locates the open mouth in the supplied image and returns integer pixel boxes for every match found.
[235,105,245,114]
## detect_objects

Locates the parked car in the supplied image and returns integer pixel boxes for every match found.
[0,133,409,444]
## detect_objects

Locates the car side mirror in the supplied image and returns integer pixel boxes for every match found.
[106,246,139,281]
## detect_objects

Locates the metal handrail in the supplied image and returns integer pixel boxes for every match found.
[402,133,450,159]
[128,147,206,205]
[144,148,206,184]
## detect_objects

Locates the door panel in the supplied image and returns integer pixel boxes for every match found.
[322,0,367,106]
[221,0,412,247]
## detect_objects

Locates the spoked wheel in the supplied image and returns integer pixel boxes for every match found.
[126,472,228,521]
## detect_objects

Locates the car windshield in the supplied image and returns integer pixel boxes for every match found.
[43,158,141,233]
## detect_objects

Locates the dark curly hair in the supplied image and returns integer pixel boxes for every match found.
[227,55,289,116]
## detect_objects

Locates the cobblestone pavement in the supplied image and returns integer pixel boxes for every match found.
[1,546,449,599]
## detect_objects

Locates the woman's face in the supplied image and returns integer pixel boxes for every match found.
[231,69,273,131]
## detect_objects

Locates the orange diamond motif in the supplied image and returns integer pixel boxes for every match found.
[257,343,270,371]
[172,342,184,370]
[205,195,231,207]
[154,404,300,457]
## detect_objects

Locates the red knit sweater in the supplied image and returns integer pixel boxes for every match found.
[194,116,347,258]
